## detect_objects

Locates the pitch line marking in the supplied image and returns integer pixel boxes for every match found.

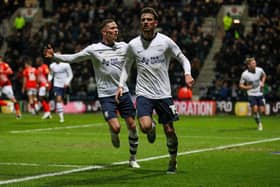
[0,162,83,168]
[0,137,279,185]
[9,123,105,134]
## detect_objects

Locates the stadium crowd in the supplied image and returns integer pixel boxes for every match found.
[2,0,279,102]
[202,0,280,101]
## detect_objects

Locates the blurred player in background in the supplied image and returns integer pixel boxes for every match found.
[36,56,52,119]
[239,57,266,131]
[22,57,39,115]
[48,57,73,123]
[44,19,140,168]
[0,56,21,119]
[116,7,194,174]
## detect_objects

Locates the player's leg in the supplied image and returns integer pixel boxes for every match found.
[27,90,34,114]
[100,96,121,148]
[249,96,262,130]
[107,118,121,148]
[54,87,65,123]
[0,99,8,106]
[10,97,21,119]
[256,96,266,131]
[3,85,21,119]
[163,123,178,174]
[155,98,179,174]
[39,87,51,119]
[118,93,140,168]
[136,96,156,143]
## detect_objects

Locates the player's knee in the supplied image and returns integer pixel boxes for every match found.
[139,124,151,133]
[111,126,120,134]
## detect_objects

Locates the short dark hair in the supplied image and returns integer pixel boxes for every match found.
[140,7,159,20]
[99,19,116,31]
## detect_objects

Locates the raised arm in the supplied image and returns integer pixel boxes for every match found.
[44,44,92,63]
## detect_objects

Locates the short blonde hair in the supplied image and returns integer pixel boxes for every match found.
[245,57,255,64]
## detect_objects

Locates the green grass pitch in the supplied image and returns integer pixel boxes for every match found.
[0,113,279,186]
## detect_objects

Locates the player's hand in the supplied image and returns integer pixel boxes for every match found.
[247,84,253,90]
[185,74,194,88]
[115,87,123,104]
[46,82,52,91]
[259,81,264,88]
[44,44,54,58]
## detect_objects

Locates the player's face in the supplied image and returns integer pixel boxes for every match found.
[103,22,118,43]
[248,59,256,72]
[141,13,158,33]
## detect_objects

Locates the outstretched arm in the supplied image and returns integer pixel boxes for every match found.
[44,44,91,63]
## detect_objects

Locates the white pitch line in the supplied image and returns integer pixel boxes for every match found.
[0,137,279,185]
[0,162,83,168]
[9,123,105,134]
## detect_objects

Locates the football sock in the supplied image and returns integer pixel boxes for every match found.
[128,128,139,159]
[253,112,261,124]
[42,100,50,112]
[167,133,178,161]
[56,102,64,120]
[56,102,63,113]
[14,102,20,115]
[0,100,8,106]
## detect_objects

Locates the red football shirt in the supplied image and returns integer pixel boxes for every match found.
[23,66,38,89]
[0,62,13,87]
[37,64,49,87]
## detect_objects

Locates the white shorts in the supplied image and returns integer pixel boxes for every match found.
[38,86,47,97]
[27,88,38,96]
[0,85,15,99]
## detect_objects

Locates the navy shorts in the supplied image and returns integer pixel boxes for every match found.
[99,93,136,121]
[248,95,265,107]
[53,87,65,97]
[136,96,179,125]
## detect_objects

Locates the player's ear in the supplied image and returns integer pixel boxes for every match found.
[154,20,158,27]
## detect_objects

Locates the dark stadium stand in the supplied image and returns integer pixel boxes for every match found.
[1,0,279,101]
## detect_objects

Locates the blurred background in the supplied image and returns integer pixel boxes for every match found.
[0,0,279,115]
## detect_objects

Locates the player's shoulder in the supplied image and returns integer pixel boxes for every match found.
[256,66,264,72]
[115,41,128,48]
[157,32,168,38]
[129,36,141,45]
[85,43,100,51]
[241,69,249,76]
[156,32,172,41]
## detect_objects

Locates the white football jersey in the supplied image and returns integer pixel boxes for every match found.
[240,67,265,96]
[53,42,129,98]
[120,33,191,99]
[49,62,73,88]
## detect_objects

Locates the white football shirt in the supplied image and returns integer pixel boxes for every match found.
[120,33,191,99]
[53,42,129,98]
[49,62,73,88]
[240,67,265,96]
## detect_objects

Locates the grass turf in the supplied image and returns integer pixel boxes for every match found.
[0,113,279,186]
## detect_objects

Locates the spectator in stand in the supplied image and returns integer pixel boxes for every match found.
[223,12,233,33]
[13,12,26,31]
